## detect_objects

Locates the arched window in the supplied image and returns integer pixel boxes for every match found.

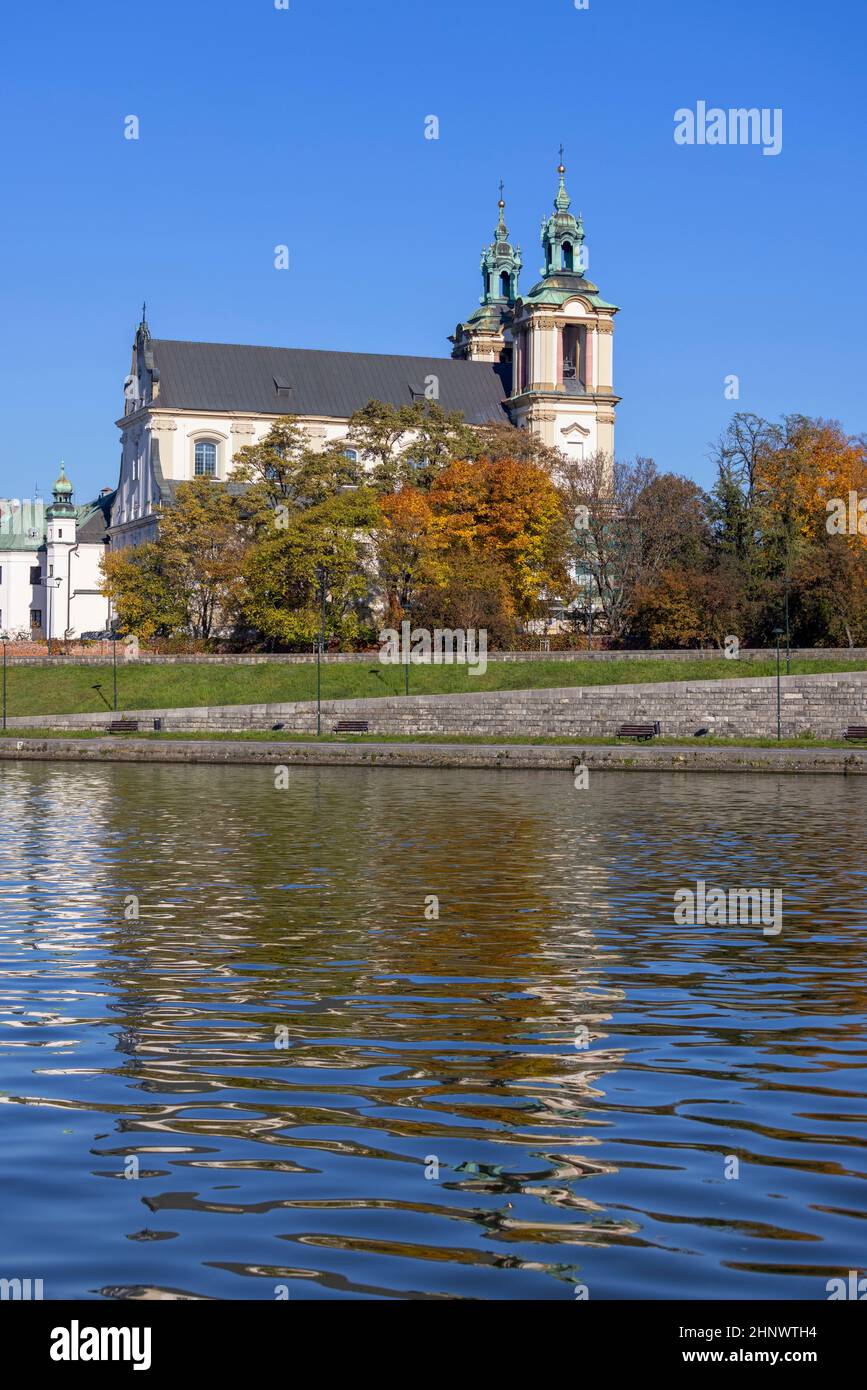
[194,441,218,477]
[562,241,574,272]
[343,449,358,463]
[500,270,511,299]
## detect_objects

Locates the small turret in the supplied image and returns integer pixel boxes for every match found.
[47,462,75,519]
[541,157,587,277]
[450,184,522,364]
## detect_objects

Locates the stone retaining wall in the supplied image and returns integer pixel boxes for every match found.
[5,647,867,668]
[8,672,867,740]
[1,737,865,776]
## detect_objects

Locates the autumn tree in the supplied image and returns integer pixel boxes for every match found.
[157,478,249,639]
[101,478,248,640]
[427,456,570,620]
[346,399,483,492]
[375,487,438,625]
[236,422,380,647]
[794,537,867,648]
[100,543,186,640]
[231,417,358,517]
[559,452,650,640]
[473,421,563,471]
[412,550,518,649]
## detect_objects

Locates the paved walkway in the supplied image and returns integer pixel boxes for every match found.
[1,736,865,774]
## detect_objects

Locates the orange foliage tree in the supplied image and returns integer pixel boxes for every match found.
[426,457,570,620]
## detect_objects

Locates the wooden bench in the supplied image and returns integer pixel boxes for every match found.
[107,719,139,734]
[844,725,867,742]
[334,720,370,735]
[616,721,660,741]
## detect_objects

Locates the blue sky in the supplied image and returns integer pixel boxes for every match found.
[1,0,865,503]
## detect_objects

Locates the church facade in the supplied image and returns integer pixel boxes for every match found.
[0,163,619,638]
[111,160,620,550]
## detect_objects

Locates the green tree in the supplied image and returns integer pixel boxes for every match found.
[346,399,481,492]
[100,543,186,640]
[100,479,248,640]
[157,477,249,639]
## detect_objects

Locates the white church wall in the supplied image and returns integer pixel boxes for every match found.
[0,550,40,634]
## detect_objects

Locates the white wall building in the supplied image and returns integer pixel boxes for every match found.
[0,470,114,640]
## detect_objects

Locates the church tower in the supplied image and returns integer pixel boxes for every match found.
[45,463,77,641]
[509,158,619,462]
[450,187,522,366]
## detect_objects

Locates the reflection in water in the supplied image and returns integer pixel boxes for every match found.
[0,763,865,1300]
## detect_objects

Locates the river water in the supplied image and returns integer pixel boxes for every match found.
[0,762,865,1301]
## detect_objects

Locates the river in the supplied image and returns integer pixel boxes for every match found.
[0,762,865,1300]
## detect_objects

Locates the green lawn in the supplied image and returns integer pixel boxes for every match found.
[0,654,865,719]
[2,729,866,750]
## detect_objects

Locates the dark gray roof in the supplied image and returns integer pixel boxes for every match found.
[77,490,116,543]
[149,340,511,424]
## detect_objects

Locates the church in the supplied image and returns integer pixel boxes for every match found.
[111,159,620,551]
[0,161,620,639]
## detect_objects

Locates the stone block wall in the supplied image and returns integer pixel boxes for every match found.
[8,672,867,740]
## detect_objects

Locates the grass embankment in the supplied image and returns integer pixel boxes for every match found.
[3,656,866,719]
[2,730,866,750]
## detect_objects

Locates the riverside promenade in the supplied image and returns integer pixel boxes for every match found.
[5,671,867,741]
[1,736,865,775]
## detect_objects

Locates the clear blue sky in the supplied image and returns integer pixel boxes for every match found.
[1,0,865,503]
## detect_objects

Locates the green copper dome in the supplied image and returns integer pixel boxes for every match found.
[519,158,618,311]
[52,462,73,497]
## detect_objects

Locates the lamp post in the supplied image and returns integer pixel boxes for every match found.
[773,626,784,741]
[2,641,6,731]
[316,565,327,737]
[403,570,412,697]
[112,628,118,711]
[45,575,62,659]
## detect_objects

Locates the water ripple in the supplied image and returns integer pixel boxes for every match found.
[0,763,865,1299]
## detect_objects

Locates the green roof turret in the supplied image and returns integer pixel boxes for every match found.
[52,461,73,498]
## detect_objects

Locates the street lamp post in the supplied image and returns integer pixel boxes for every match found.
[316,565,327,737]
[45,575,63,659]
[773,626,784,741]
[112,630,118,712]
[2,641,6,731]
[403,570,411,697]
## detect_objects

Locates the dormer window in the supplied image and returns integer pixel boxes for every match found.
[194,441,218,477]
